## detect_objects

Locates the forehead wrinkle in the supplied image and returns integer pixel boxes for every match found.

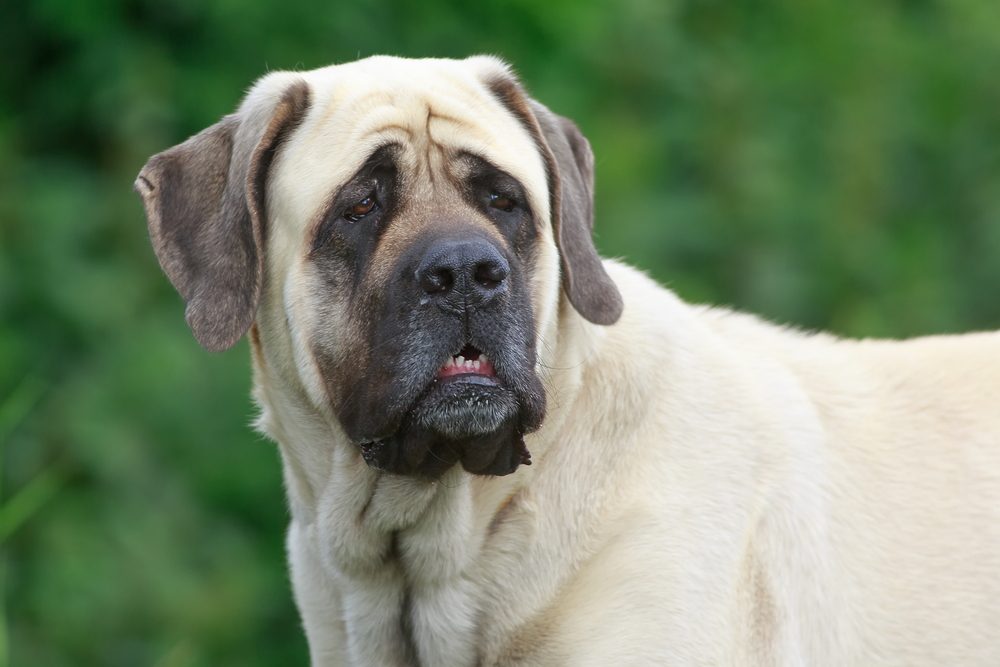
[325,74,491,144]
[313,87,394,129]
[370,124,414,139]
[308,59,539,154]
[314,75,527,170]
[426,107,475,133]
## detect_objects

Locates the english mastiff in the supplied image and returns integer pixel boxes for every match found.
[135,56,1000,666]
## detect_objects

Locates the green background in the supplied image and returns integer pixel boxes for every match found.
[3,0,999,664]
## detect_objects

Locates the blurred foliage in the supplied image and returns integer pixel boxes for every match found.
[2,0,1000,664]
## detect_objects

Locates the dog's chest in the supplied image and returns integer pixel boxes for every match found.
[310,468,487,666]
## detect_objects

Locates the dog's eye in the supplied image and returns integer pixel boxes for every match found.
[488,192,516,212]
[343,193,378,222]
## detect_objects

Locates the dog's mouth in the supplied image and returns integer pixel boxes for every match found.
[436,344,497,382]
[345,323,546,479]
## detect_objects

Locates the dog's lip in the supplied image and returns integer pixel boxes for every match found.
[435,344,496,380]
[434,373,500,388]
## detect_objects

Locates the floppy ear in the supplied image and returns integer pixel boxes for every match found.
[484,71,623,325]
[134,76,311,351]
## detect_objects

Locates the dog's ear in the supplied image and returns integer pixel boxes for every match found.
[135,76,311,351]
[530,102,624,325]
[483,67,623,325]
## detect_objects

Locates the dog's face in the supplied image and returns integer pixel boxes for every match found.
[135,56,622,478]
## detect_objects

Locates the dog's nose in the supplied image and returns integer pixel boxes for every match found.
[416,238,509,310]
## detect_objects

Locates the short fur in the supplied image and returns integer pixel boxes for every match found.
[136,56,1000,666]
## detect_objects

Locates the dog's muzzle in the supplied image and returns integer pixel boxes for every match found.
[345,233,545,478]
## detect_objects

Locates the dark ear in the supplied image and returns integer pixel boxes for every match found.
[485,72,623,325]
[134,77,311,351]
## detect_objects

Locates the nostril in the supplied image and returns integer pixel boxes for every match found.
[420,266,454,295]
[474,260,509,290]
[416,238,508,304]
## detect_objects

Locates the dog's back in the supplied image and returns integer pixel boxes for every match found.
[695,302,1000,663]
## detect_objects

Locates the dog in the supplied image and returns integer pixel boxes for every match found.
[135,56,1000,666]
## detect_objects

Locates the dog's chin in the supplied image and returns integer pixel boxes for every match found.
[359,378,532,479]
[411,376,519,439]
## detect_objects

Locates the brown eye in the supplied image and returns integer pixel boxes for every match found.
[344,193,377,221]
[489,192,515,212]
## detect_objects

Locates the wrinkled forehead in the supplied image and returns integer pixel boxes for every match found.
[270,57,550,233]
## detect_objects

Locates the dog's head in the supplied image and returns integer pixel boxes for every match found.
[135,56,622,478]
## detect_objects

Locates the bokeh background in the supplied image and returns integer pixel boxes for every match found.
[3,0,1000,665]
